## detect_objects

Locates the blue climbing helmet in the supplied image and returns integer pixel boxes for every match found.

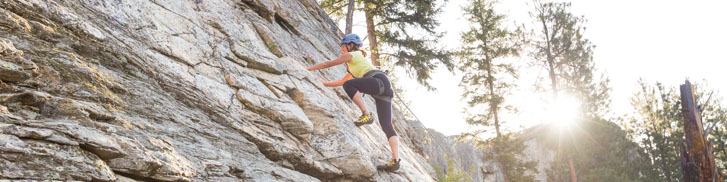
[341,34,363,45]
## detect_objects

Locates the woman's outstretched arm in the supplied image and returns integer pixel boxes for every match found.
[320,73,353,87]
[307,53,352,71]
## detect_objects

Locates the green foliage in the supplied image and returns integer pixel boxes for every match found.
[624,80,727,181]
[320,0,453,90]
[486,134,538,182]
[435,154,473,182]
[458,0,521,131]
[541,118,655,182]
[366,0,453,90]
[692,82,727,181]
[624,79,684,181]
[528,2,650,181]
[319,0,348,19]
[457,1,535,181]
[529,1,610,118]
[711,112,727,181]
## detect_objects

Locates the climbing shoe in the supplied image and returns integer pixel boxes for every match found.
[354,113,373,126]
[377,159,401,172]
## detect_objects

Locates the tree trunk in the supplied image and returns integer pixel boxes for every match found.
[679,80,722,182]
[539,5,574,180]
[547,58,558,97]
[364,2,380,66]
[496,141,508,182]
[540,14,559,98]
[483,38,500,138]
[345,0,354,34]
[484,52,507,181]
[544,42,575,182]
[567,153,577,182]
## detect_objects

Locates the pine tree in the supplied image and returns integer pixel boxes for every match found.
[319,0,349,22]
[530,1,609,116]
[364,0,453,90]
[320,0,453,90]
[457,0,535,181]
[529,2,632,181]
[459,0,520,140]
[529,2,594,181]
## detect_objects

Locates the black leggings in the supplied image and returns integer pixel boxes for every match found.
[343,73,397,139]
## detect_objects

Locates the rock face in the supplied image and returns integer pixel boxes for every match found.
[410,127,496,182]
[0,0,499,181]
[521,128,556,182]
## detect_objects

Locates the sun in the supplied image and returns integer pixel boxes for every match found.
[547,94,582,130]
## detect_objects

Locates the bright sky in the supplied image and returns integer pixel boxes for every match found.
[390,0,727,136]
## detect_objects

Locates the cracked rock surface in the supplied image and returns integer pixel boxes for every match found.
[0,0,496,181]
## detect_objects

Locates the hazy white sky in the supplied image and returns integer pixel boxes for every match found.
[390,0,727,135]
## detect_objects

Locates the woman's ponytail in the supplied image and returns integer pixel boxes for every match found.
[347,43,367,57]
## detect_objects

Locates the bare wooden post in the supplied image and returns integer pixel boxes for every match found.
[679,80,722,182]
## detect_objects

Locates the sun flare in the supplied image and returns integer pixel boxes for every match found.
[547,94,582,130]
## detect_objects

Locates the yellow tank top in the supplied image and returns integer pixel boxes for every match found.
[346,51,375,78]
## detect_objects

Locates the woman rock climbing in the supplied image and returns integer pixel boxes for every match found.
[306,33,400,172]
